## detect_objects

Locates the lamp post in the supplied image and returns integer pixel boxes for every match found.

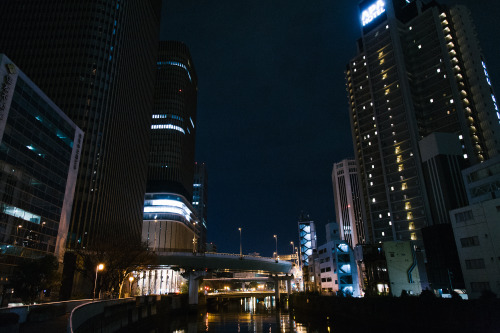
[238,227,242,257]
[15,225,22,244]
[295,246,299,266]
[273,235,278,260]
[93,263,104,301]
[129,276,135,296]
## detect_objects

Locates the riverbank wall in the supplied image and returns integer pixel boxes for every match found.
[290,294,500,332]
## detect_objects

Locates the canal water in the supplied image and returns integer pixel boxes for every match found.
[152,296,333,333]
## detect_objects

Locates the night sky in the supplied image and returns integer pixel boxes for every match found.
[160,0,500,256]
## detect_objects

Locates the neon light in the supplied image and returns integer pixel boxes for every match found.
[144,199,193,220]
[361,0,386,27]
[157,61,192,82]
[151,124,185,134]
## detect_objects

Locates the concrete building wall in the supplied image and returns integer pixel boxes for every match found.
[450,199,500,298]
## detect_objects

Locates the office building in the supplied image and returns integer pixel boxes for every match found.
[347,0,500,244]
[383,240,428,296]
[193,162,208,251]
[0,0,162,249]
[449,156,500,298]
[0,54,82,287]
[143,41,202,252]
[142,193,200,252]
[332,159,368,247]
[298,213,317,266]
[318,222,361,296]
[148,41,198,200]
[298,213,317,291]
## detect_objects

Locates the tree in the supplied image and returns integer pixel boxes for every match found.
[73,239,156,298]
[10,255,60,304]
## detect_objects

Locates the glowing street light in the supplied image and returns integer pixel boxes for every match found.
[273,235,278,260]
[129,276,135,296]
[239,227,242,257]
[93,263,104,301]
[290,241,294,253]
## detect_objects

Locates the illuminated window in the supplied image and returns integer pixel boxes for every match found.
[380,59,385,65]
[151,124,185,134]
[382,73,387,80]
[390,186,394,191]
[397,155,402,163]
[405,202,411,210]
[372,198,376,203]
[398,164,404,172]
[407,212,413,220]
[402,183,407,190]
[385,88,390,95]
[409,222,415,230]
[395,146,401,154]
[382,231,385,236]
[411,233,417,240]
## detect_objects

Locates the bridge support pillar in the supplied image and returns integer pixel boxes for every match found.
[286,276,292,297]
[188,271,206,305]
[273,275,280,306]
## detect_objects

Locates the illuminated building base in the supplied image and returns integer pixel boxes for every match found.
[135,268,186,296]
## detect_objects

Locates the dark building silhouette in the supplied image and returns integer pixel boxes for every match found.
[142,41,202,253]
[147,41,198,201]
[193,162,208,251]
[0,0,162,249]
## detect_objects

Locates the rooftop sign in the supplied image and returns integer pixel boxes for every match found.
[362,0,386,26]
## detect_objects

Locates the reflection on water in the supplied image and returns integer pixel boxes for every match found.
[154,296,332,333]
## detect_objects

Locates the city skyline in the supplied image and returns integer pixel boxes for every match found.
[161,0,500,255]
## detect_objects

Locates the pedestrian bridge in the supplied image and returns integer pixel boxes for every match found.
[155,251,293,274]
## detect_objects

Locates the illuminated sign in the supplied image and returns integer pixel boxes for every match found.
[361,0,386,27]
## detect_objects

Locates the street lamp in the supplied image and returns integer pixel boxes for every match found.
[274,235,278,260]
[290,241,294,254]
[129,276,135,296]
[15,225,22,244]
[93,263,104,301]
[238,227,242,257]
[295,247,299,266]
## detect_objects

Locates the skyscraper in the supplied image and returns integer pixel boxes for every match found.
[193,162,208,251]
[332,159,368,247]
[142,41,202,252]
[147,41,198,201]
[347,0,500,244]
[0,0,162,249]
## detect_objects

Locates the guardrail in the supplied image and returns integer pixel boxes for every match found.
[68,295,189,333]
[0,299,91,324]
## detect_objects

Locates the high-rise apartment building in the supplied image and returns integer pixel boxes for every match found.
[347,0,500,244]
[332,159,368,247]
[0,0,162,249]
[143,41,202,252]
